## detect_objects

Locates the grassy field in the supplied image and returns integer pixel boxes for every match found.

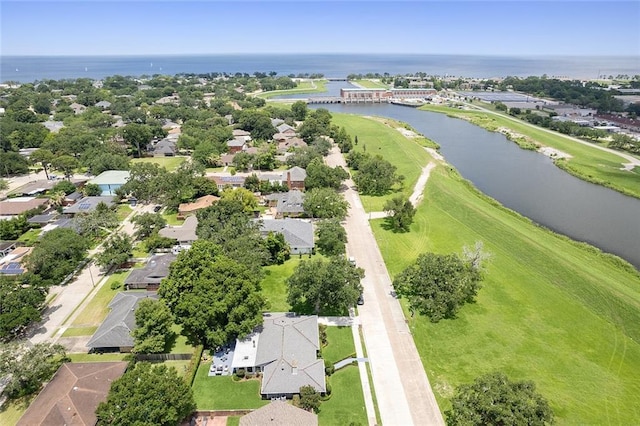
[330,113,432,212]
[115,203,132,221]
[192,364,268,410]
[352,79,390,89]
[319,365,368,426]
[333,112,640,423]
[131,156,187,171]
[0,395,35,426]
[322,326,356,365]
[257,80,327,99]
[162,211,184,226]
[420,104,640,199]
[260,258,303,312]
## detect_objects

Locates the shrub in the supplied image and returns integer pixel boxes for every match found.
[184,345,204,386]
[324,359,335,376]
[110,280,122,290]
[235,368,245,380]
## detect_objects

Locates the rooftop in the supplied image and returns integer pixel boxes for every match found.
[88,170,130,186]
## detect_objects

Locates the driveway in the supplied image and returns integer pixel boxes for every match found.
[326,146,445,425]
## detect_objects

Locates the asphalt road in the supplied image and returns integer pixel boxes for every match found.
[326,147,444,426]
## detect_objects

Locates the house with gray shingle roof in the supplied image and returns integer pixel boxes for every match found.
[231,312,326,399]
[124,254,177,290]
[265,190,305,219]
[95,100,112,109]
[87,292,158,352]
[276,123,296,135]
[259,218,314,255]
[62,196,116,215]
[240,400,318,426]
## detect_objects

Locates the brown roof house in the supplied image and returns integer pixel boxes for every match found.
[124,253,177,290]
[240,400,318,426]
[283,167,306,191]
[177,194,219,219]
[87,292,159,353]
[0,196,49,219]
[17,362,128,426]
[230,312,326,399]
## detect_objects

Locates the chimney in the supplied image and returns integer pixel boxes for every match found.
[287,171,292,190]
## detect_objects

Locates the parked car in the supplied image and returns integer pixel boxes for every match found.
[349,256,356,266]
[357,293,364,305]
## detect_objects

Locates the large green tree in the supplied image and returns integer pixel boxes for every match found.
[392,251,484,321]
[158,240,265,347]
[95,232,133,270]
[0,276,46,341]
[122,123,153,158]
[96,362,196,426]
[287,256,364,315]
[304,157,349,190]
[25,228,90,287]
[0,342,69,399]
[132,298,175,354]
[132,212,167,240]
[446,372,554,425]
[315,219,347,256]
[353,154,399,195]
[383,195,415,232]
[303,187,349,220]
[29,148,55,180]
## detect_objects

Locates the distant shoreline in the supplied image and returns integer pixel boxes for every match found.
[2,53,638,83]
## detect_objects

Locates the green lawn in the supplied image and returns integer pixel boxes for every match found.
[167,324,195,354]
[226,417,240,426]
[258,80,328,99]
[192,363,268,410]
[319,365,368,426]
[0,395,35,426]
[372,166,640,424]
[61,326,97,337]
[67,353,131,362]
[162,211,184,226]
[420,104,640,199]
[17,228,41,245]
[335,112,640,424]
[322,326,355,365]
[352,79,390,89]
[116,204,132,221]
[330,113,432,211]
[71,271,131,327]
[260,258,304,312]
[131,156,187,171]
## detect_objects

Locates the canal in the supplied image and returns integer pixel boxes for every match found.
[284,83,640,269]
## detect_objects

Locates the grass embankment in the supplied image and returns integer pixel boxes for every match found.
[335,112,640,423]
[330,114,433,212]
[258,80,328,99]
[131,156,187,171]
[420,104,640,199]
[351,79,390,89]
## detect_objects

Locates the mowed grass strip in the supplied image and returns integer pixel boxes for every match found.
[420,105,640,198]
[319,365,368,426]
[322,326,356,365]
[71,271,131,327]
[131,156,187,171]
[192,363,268,410]
[258,80,328,99]
[371,166,640,424]
[330,113,432,212]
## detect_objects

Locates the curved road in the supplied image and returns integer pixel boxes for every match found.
[326,147,444,426]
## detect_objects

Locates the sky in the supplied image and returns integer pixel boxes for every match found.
[1,0,639,56]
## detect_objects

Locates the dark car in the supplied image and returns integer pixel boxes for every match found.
[153,205,162,212]
[357,293,364,305]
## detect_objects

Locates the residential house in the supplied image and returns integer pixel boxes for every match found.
[87,170,130,195]
[87,292,159,352]
[27,213,58,226]
[259,218,314,255]
[227,139,246,153]
[210,175,246,190]
[95,100,112,109]
[277,137,307,153]
[231,312,326,399]
[276,123,297,136]
[0,246,33,275]
[0,241,17,258]
[69,102,87,114]
[283,166,307,191]
[63,196,116,215]
[270,118,285,128]
[264,190,305,219]
[232,129,252,143]
[240,401,318,426]
[17,362,128,426]
[124,254,177,290]
[151,138,177,157]
[220,153,236,166]
[159,215,199,247]
[177,194,220,219]
[42,120,64,133]
[0,197,49,220]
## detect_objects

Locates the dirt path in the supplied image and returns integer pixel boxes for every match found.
[409,162,436,207]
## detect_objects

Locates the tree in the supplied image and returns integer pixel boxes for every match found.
[315,219,347,256]
[220,187,258,213]
[132,212,167,240]
[96,362,196,426]
[73,202,119,238]
[287,256,364,315]
[383,196,415,232]
[83,182,103,196]
[0,276,46,341]
[446,372,554,425]
[353,154,399,195]
[95,232,133,270]
[264,231,290,265]
[0,151,30,176]
[299,385,321,413]
[158,240,265,347]
[25,228,90,287]
[29,148,55,180]
[52,154,80,180]
[304,157,348,190]
[292,100,308,121]
[122,123,153,158]
[0,342,69,399]
[132,298,175,354]
[51,179,77,195]
[0,179,7,191]
[303,187,349,220]
[392,251,484,321]
[232,151,254,172]
[119,162,167,203]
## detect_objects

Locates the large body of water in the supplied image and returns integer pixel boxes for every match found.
[302,83,640,269]
[2,54,639,83]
